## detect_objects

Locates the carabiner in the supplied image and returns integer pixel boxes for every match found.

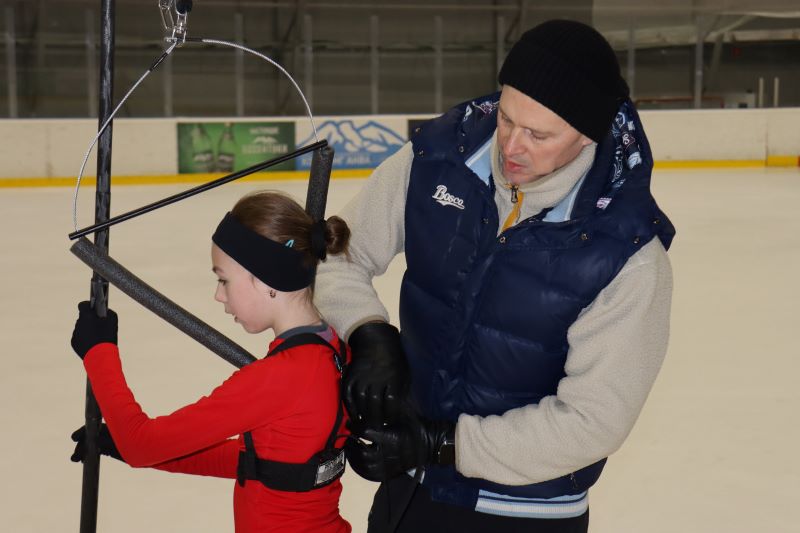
[158,0,191,45]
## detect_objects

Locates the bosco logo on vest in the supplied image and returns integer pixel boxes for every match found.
[432,185,465,210]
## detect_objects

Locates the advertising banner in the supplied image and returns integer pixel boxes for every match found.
[295,117,407,170]
[177,121,296,174]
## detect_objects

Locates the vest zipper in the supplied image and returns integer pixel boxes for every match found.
[501,185,524,232]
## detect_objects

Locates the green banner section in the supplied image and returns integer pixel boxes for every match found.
[177,122,296,174]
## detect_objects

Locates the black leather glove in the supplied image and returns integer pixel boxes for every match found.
[70,423,124,463]
[71,301,118,359]
[343,322,410,429]
[345,416,455,482]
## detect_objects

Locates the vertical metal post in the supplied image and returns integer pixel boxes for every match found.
[707,32,724,94]
[290,1,306,114]
[370,15,378,115]
[4,5,17,118]
[163,51,173,117]
[271,6,281,115]
[693,21,704,109]
[627,23,636,101]
[35,0,47,116]
[773,77,780,107]
[304,14,313,111]
[757,77,764,108]
[235,11,244,116]
[434,15,443,114]
[85,9,97,118]
[495,15,505,89]
[80,1,114,531]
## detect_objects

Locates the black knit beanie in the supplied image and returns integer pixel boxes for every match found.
[498,19,629,143]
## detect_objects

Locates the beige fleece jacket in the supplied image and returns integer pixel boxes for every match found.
[314,137,672,486]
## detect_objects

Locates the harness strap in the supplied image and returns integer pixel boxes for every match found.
[237,431,259,487]
[236,332,347,492]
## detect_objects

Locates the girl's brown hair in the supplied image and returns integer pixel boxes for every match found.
[231,191,350,268]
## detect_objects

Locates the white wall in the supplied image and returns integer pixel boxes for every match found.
[641,110,769,161]
[640,108,800,161]
[1,109,798,180]
[762,109,800,156]
[1,119,178,179]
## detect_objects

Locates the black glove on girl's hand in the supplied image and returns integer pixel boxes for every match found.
[70,423,124,463]
[71,301,118,359]
[343,322,410,429]
[345,417,455,482]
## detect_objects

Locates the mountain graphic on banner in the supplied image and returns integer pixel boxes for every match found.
[297,120,405,169]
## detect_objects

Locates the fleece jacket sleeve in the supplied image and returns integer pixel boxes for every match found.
[314,142,414,339]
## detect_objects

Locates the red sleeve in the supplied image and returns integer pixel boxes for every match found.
[83,343,302,468]
[151,439,239,479]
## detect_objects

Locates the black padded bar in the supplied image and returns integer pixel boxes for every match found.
[71,237,256,368]
[305,146,335,221]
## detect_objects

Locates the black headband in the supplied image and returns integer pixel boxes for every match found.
[212,212,315,292]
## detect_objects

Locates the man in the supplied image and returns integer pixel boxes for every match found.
[315,19,675,532]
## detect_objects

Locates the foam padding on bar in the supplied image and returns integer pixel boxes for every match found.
[306,146,335,221]
[71,237,256,368]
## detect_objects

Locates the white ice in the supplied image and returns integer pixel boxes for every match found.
[0,167,797,532]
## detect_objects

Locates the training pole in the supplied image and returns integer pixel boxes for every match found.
[79,0,114,531]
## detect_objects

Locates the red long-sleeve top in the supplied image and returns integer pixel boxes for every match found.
[83,331,351,533]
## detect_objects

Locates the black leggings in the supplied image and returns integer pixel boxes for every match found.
[367,475,590,533]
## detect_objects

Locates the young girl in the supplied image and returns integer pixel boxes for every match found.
[69,191,352,533]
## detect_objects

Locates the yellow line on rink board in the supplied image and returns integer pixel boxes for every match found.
[0,169,374,188]
[1,157,798,188]
[765,155,800,167]
[654,160,765,169]
[653,156,799,169]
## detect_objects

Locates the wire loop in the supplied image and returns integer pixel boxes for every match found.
[73,29,320,233]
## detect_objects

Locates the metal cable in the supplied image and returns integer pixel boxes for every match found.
[196,37,319,142]
[72,41,178,232]
[72,37,319,233]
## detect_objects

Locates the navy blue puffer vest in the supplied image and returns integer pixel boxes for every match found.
[400,93,675,508]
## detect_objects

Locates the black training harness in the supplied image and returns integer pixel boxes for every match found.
[236,332,347,492]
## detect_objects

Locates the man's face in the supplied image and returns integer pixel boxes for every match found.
[496,85,593,185]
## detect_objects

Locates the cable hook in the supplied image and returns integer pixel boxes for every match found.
[159,0,192,45]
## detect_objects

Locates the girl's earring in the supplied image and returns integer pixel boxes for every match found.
[269,289,276,299]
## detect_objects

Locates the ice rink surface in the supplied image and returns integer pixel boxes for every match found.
[1,167,798,532]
